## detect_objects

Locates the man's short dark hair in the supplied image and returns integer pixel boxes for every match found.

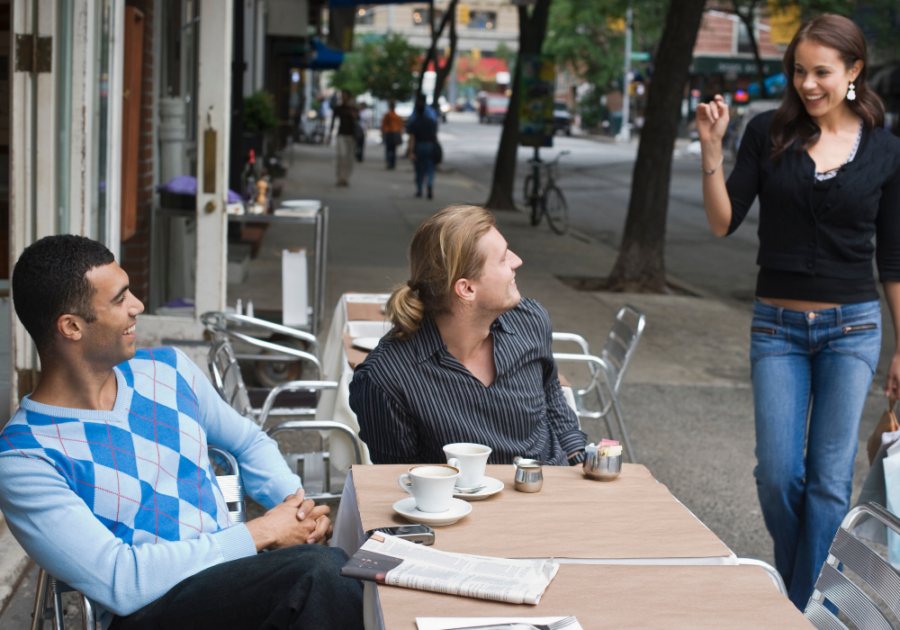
[12,235,116,350]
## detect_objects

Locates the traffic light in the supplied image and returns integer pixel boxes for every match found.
[458,3,470,25]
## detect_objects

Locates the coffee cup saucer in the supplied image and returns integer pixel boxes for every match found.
[393,497,473,526]
[453,476,504,501]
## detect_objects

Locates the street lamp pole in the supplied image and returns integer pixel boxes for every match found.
[616,5,633,142]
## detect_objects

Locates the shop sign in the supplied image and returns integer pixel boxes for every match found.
[690,56,781,76]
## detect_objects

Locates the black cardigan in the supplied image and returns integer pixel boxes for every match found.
[726,110,900,302]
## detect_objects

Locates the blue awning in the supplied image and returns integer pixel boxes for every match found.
[311,39,344,70]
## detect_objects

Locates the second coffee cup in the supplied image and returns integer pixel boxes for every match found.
[444,442,492,488]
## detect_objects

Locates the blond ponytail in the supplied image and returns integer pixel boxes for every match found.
[386,283,425,340]
[387,205,496,340]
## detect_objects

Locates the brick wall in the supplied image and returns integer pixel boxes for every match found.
[695,13,735,54]
[694,10,782,58]
[121,0,154,305]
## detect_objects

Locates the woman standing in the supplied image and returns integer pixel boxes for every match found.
[698,14,900,610]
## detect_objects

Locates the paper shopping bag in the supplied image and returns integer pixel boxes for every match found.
[868,398,899,465]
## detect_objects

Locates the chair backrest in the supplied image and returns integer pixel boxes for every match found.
[200,311,323,377]
[208,446,246,524]
[601,305,646,394]
[805,502,900,630]
[207,338,254,419]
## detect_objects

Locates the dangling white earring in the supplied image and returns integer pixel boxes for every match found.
[847,82,857,101]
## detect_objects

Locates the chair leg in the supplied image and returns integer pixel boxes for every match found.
[52,581,66,630]
[31,568,51,630]
[594,389,620,444]
[611,396,637,464]
[81,594,96,630]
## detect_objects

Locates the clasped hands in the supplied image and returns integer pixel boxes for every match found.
[246,488,333,552]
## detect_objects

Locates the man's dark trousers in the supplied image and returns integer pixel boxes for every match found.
[110,545,364,630]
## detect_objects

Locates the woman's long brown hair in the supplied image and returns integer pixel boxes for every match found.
[770,14,884,161]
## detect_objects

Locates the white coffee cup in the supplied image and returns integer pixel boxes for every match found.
[444,443,492,489]
[397,464,460,513]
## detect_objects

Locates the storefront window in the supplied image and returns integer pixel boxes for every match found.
[412,8,443,27]
[57,0,73,234]
[737,21,754,54]
[91,0,115,244]
[356,7,375,25]
[468,11,496,29]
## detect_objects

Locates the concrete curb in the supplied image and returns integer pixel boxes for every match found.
[0,514,30,616]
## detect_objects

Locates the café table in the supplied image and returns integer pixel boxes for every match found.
[316,293,392,470]
[331,464,741,630]
[379,564,814,630]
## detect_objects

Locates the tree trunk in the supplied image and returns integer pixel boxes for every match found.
[418,3,453,96]
[484,0,552,211]
[433,0,459,103]
[735,2,768,98]
[605,0,707,292]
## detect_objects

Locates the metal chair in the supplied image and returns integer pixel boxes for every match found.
[552,305,646,463]
[804,502,900,630]
[201,311,322,388]
[30,447,245,630]
[201,313,362,500]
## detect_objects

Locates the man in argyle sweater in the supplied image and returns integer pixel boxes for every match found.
[0,235,363,629]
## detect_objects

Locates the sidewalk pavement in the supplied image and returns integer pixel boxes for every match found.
[0,134,889,618]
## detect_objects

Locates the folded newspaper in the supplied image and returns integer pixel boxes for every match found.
[340,534,560,605]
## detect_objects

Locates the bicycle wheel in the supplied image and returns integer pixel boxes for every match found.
[523,174,534,205]
[542,184,568,234]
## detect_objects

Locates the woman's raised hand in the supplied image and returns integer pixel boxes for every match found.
[696,94,730,145]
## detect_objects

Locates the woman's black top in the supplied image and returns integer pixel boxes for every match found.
[726,110,900,303]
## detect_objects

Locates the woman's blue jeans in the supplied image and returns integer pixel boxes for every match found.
[751,299,881,610]
[413,142,435,194]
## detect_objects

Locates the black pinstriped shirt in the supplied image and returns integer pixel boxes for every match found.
[349,298,586,466]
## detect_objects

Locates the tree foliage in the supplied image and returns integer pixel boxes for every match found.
[543,0,666,95]
[329,33,423,101]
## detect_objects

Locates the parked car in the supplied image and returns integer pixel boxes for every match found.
[553,100,572,135]
[481,94,509,124]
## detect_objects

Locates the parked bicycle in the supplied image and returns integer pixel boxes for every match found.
[523,150,569,235]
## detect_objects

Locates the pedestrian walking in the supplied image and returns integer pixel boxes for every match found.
[329,90,358,187]
[356,103,372,163]
[697,15,900,611]
[408,95,438,199]
[381,99,405,170]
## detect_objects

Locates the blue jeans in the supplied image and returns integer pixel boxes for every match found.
[751,299,881,610]
[413,142,435,194]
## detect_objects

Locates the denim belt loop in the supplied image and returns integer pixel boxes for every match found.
[835,305,843,326]
[776,307,784,326]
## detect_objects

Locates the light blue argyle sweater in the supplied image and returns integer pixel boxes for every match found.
[0,347,302,629]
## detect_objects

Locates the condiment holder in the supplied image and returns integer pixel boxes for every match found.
[512,457,545,492]
[583,446,622,481]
